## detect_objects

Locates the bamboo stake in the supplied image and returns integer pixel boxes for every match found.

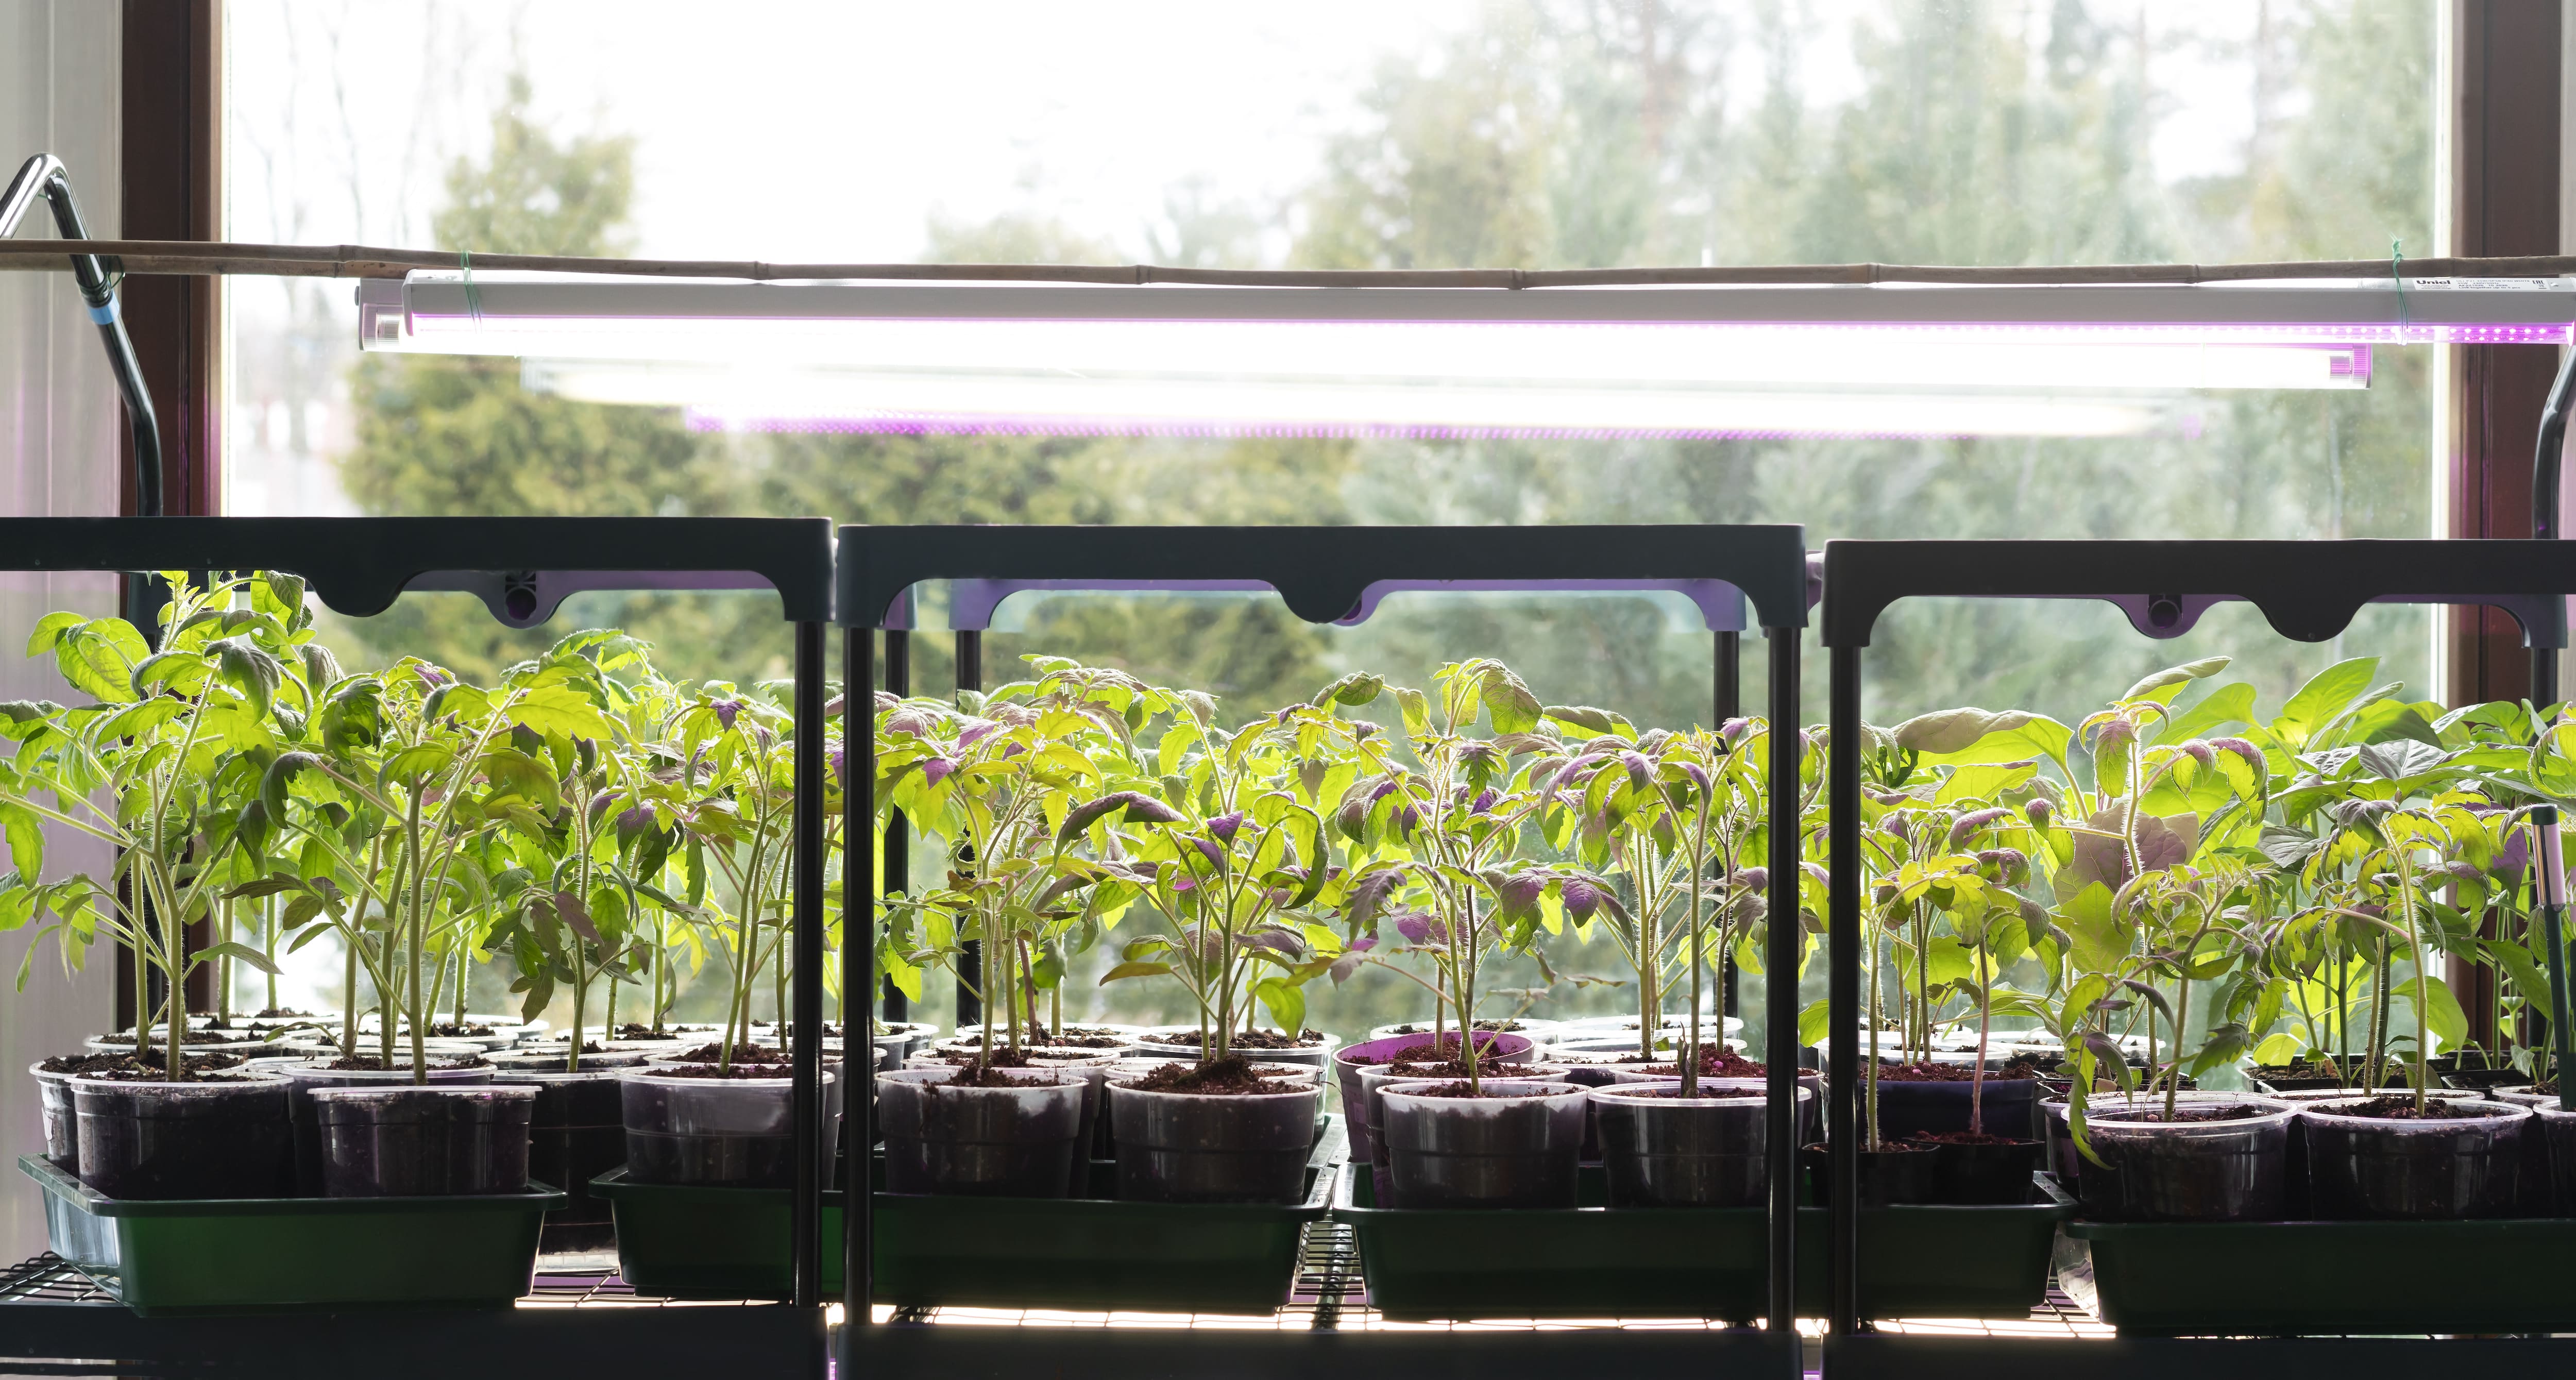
[4,238,2575,287]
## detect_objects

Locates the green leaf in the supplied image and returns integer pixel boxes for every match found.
[1097,961,1174,984]
[2123,657,2230,705]
[1393,687,1429,736]
[2280,658,2380,740]
[2250,1031,2306,1066]
[2491,938,2554,1013]
[1797,998,1832,1049]
[2399,972,2467,1054]
[1894,709,2072,767]
[1934,761,2037,805]
[2056,882,2133,973]
[507,685,615,742]
[2156,682,2257,743]
[193,940,282,977]
[1253,975,1307,1035]
[56,619,147,704]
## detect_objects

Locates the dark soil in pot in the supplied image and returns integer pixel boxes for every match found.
[33,1052,249,1168]
[311,1085,536,1196]
[2303,1095,2530,1219]
[1149,1028,1328,1052]
[663,1042,789,1064]
[70,1070,292,1200]
[2077,1102,2291,1221]
[1382,1019,1538,1035]
[1861,1061,2041,1141]
[2256,1058,2396,1092]
[2441,1066,2532,1092]
[89,1029,264,1048]
[1376,1080,1588,1209]
[876,1067,1085,1197]
[1595,1084,1772,1208]
[1800,1140,1935,1206]
[1109,1057,1321,1203]
[1913,1131,2041,1204]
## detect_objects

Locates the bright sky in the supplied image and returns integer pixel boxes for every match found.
[226,0,1482,261]
[224,1,2270,264]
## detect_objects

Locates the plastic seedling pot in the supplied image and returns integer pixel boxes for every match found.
[1378,1080,1589,1209]
[1863,1073,2040,1141]
[2300,1096,2532,1219]
[1593,1085,1805,1208]
[1800,1141,1935,1206]
[1331,1031,1536,1163]
[595,1119,1344,1307]
[1333,1161,2069,1322]
[487,1056,641,1251]
[1360,1065,1570,1203]
[268,1058,495,1195]
[619,1065,842,1189]
[1108,1078,1323,1203]
[1607,1067,1824,1145]
[1928,1137,2045,1204]
[311,1086,536,1197]
[30,1062,77,1167]
[2075,1099,2293,1222]
[70,1073,293,1201]
[906,1049,1120,1162]
[22,1155,561,1316]
[877,1066,1087,1197]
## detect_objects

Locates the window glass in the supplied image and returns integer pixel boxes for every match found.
[226,2,2441,1034]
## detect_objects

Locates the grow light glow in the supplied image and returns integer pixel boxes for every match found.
[360,274,2574,439]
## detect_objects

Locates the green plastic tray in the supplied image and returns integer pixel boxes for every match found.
[22,1155,561,1316]
[589,1169,848,1299]
[1333,1163,2069,1322]
[2065,1215,2576,1335]
[596,1117,1343,1309]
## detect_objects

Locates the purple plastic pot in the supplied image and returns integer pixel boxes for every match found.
[1331,1030,1536,1163]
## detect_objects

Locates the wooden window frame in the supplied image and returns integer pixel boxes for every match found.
[112,0,222,1029]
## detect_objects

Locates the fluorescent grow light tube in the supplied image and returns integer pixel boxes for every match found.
[358,274,2574,439]
[527,359,2212,440]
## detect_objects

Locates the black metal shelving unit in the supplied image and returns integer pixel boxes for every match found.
[1820,535,2576,1377]
[0,516,835,1379]
[837,523,1812,1379]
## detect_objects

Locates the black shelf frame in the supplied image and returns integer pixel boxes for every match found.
[0,516,835,1378]
[1819,535,2576,1376]
[837,523,1811,1379]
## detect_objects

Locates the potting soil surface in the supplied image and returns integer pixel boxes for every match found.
[669,1043,787,1064]
[1148,1029,1327,1050]
[1117,1056,1306,1094]
[72,1067,276,1084]
[38,1051,245,1075]
[649,1063,793,1080]
[2327,1094,2520,1119]
[325,1054,490,1071]
[1394,1082,1565,1099]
